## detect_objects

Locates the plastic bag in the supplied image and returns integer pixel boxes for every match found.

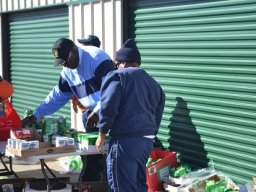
[0,100,22,141]
[58,155,83,174]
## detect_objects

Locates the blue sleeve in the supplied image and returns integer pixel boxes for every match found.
[155,88,166,134]
[92,59,115,113]
[95,59,115,87]
[33,76,73,119]
[98,72,122,134]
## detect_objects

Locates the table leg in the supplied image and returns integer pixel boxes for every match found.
[78,155,87,192]
[40,159,57,192]
[39,159,69,192]
[8,156,19,178]
[0,153,19,178]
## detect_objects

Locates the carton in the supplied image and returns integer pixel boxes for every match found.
[6,142,76,157]
[146,150,177,192]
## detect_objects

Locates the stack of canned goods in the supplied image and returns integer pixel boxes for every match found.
[35,117,46,133]
[42,116,68,144]
[57,116,66,134]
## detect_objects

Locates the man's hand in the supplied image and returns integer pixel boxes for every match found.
[72,104,78,113]
[96,132,106,154]
[86,111,99,128]
[21,115,37,128]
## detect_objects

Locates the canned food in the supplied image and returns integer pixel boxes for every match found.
[43,134,52,142]
[57,116,66,135]
[45,117,58,134]
[24,108,33,118]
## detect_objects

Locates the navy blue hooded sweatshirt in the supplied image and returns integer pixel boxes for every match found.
[98,67,165,139]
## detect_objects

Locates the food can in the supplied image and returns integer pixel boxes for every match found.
[24,108,33,118]
[57,116,66,135]
[45,117,58,134]
[43,134,52,142]
[35,117,46,131]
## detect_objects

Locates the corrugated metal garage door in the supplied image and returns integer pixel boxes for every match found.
[8,8,71,125]
[129,0,256,184]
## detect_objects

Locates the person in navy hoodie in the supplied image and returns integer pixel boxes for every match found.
[96,39,166,192]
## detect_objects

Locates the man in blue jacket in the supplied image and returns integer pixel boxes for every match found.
[22,38,115,181]
[96,39,166,192]
[71,35,102,131]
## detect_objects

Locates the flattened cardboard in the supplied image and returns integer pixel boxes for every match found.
[6,142,76,157]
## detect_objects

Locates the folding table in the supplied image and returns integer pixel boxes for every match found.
[5,149,104,192]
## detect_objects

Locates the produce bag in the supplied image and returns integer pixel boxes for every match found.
[0,100,22,141]
[58,155,83,174]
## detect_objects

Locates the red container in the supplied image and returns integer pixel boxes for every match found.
[147,150,177,192]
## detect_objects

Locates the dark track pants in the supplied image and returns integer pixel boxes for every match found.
[107,137,153,192]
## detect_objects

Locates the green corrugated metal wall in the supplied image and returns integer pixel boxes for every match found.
[8,8,71,125]
[130,0,256,184]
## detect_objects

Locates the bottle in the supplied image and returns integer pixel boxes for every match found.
[24,108,33,118]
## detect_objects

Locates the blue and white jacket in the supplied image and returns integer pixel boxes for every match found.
[34,46,114,119]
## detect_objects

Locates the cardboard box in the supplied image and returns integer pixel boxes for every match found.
[164,173,240,192]
[147,150,177,192]
[6,142,76,157]
[188,174,239,192]
[73,181,109,192]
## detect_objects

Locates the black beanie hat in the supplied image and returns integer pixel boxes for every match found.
[115,38,141,65]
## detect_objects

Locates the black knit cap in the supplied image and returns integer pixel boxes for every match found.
[77,35,101,48]
[52,38,74,66]
[115,38,141,65]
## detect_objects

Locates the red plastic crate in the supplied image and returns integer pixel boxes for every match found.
[147,150,177,192]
